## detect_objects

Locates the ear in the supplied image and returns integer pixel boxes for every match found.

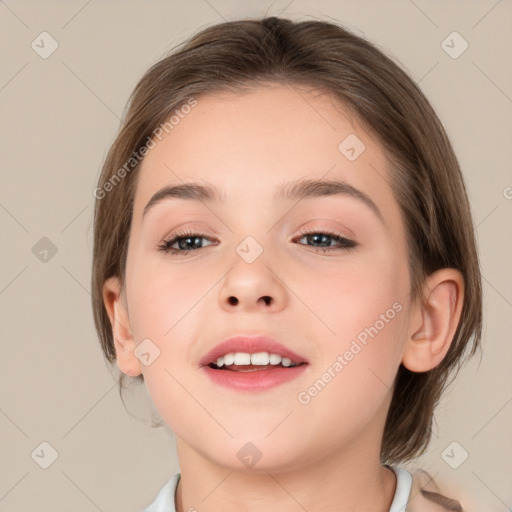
[402,268,464,372]
[102,277,143,377]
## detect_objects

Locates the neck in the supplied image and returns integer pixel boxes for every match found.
[174,434,397,512]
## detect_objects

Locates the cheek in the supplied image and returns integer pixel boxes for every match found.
[317,260,408,403]
[294,249,410,415]
[294,243,409,344]
[126,256,208,342]
[124,261,205,425]
[124,255,217,405]
[293,298,408,452]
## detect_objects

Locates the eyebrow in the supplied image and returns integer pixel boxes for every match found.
[142,178,385,226]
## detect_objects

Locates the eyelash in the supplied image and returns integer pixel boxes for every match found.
[157,227,357,256]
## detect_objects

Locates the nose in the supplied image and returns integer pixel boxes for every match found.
[218,253,289,313]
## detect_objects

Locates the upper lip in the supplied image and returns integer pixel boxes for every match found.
[199,335,308,367]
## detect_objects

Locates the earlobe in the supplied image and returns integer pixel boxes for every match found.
[402,269,464,372]
[102,277,143,377]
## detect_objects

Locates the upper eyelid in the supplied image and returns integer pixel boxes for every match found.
[294,226,353,238]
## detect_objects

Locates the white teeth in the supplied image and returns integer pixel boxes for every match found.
[269,353,282,365]
[233,352,251,365]
[223,354,234,365]
[251,352,270,365]
[214,351,299,368]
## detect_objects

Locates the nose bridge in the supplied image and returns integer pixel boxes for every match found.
[224,200,278,264]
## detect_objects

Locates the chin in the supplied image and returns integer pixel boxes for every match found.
[204,437,304,474]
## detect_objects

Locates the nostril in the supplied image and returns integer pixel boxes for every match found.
[228,296,238,305]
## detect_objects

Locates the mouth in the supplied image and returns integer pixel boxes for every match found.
[200,335,309,391]
[207,351,305,371]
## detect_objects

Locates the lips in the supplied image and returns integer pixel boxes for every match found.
[199,335,308,368]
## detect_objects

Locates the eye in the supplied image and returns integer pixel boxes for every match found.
[157,229,216,255]
[293,228,357,253]
[157,228,357,256]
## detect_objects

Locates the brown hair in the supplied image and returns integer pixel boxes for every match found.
[91,16,482,464]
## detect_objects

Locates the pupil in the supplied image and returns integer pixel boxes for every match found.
[179,237,201,250]
[309,234,329,247]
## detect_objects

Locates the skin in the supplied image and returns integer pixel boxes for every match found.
[103,83,464,512]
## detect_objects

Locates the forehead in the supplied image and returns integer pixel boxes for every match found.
[133,83,401,228]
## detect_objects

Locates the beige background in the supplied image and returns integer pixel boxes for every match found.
[1,0,511,510]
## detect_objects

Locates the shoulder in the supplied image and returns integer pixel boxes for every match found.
[406,469,473,512]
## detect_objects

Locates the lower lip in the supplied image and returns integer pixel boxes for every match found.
[202,364,308,392]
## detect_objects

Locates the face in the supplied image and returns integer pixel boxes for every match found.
[118,83,414,472]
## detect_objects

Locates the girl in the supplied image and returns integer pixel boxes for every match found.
[92,16,482,511]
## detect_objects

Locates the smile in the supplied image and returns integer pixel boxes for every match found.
[210,351,302,369]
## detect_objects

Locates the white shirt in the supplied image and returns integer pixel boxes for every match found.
[142,466,412,512]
